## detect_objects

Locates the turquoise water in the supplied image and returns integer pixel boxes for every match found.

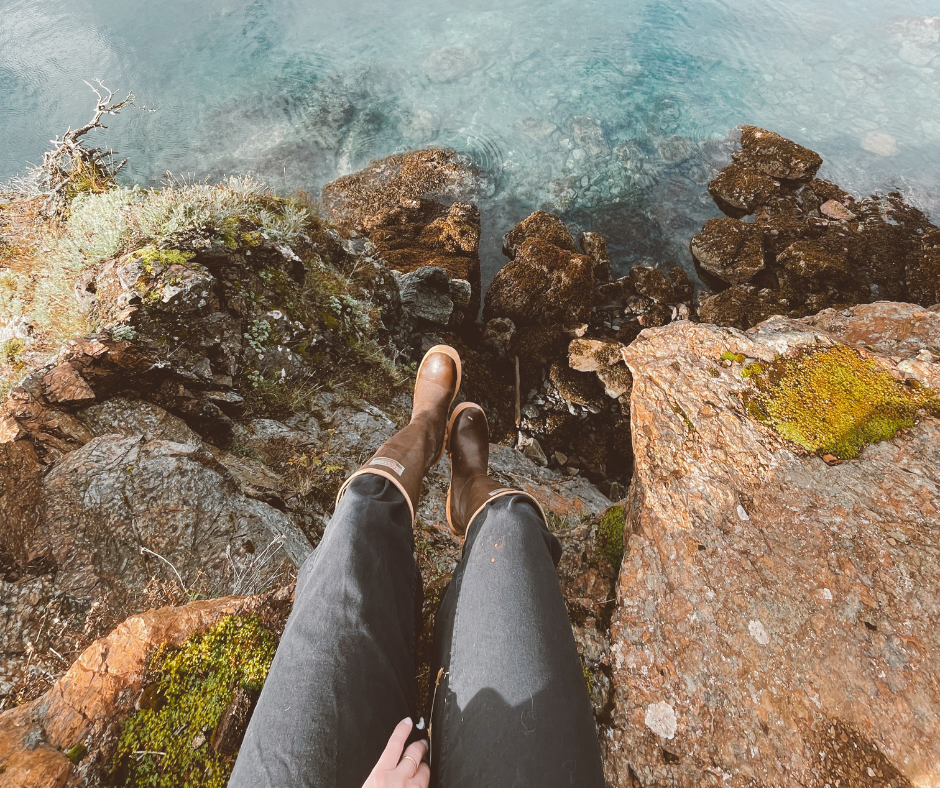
[2,0,939,283]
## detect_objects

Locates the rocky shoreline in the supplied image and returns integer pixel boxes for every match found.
[1,127,939,787]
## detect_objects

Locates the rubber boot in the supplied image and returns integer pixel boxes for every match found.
[336,345,461,523]
[445,402,548,538]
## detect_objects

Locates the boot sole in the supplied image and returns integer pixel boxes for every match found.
[416,344,463,465]
[445,402,487,539]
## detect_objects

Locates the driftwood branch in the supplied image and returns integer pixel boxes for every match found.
[34,78,152,214]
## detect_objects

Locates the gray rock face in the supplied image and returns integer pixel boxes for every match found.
[394,266,455,326]
[605,303,940,788]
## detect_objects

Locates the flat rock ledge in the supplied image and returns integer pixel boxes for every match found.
[604,302,940,788]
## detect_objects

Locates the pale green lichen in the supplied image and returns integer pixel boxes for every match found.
[745,344,940,459]
[597,505,626,567]
[107,614,277,788]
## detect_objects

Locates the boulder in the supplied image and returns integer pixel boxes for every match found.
[735,125,823,181]
[707,163,777,215]
[483,238,594,327]
[691,218,766,285]
[697,285,761,330]
[502,210,578,259]
[776,239,850,283]
[606,304,940,787]
[321,148,479,234]
[394,266,456,326]
[423,47,483,83]
[628,266,675,304]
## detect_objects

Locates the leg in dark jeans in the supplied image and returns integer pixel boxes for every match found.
[430,494,605,787]
[229,473,419,788]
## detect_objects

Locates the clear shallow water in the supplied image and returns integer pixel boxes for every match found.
[2,0,939,285]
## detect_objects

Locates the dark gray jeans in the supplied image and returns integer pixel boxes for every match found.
[229,473,604,787]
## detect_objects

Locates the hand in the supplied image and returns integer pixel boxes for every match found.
[362,718,430,788]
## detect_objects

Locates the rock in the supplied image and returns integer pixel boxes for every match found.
[481,317,516,357]
[321,149,479,234]
[0,430,308,704]
[0,592,291,788]
[549,362,607,411]
[697,284,761,330]
[906,228,940,307]
[607,307,940,787]
[776,239,850,283]
[570,116,611,158]
[707,163,777,215]
[77,397,201,445]
[628,266,674,304]
[690,218,766,285]
[888,16,940,66]
[735,125,823,181]
[668,267,695,303]
[502,210,578,259]
[580,231,612,282]
[395,266,455,326]
[819,199,856,221]
[861,131,898,157]
[483,238,594,327]
[595,365,633,399]
[568,338,625,372]
[367,200,482,321]
[423,47,483,83]
[518,435,548,467]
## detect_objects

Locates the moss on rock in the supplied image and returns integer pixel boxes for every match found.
[107,614,277,788]
[597,505,626,567]
[745,344,940,459]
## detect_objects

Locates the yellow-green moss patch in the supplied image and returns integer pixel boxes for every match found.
[107,614,277,788]
[597,504,626,567]
[745,344,940,459]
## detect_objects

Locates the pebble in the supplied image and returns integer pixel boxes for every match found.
[522,404,539,419]
[555,451,568,464]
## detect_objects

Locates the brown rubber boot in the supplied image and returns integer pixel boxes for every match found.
[445,402,547,538]
[336,345,461,523]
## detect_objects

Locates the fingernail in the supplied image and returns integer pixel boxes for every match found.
[402,717,412,726]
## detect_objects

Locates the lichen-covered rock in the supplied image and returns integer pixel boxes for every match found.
[483,238,594,326]
[691,218,766,285]
[776,239,851,283]
[605,304,940,788]
[502,210,578,259]
[735,125,823,181]
[568,338,625,372]
[707,162,777,214]
[394,266,455,326]
[321,148,479,233]
[696,285,760,330]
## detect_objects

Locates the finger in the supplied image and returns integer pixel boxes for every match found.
[401,738,428,765]
[394,738,428,782]
[377,718,413,770]
[410,760,431,788]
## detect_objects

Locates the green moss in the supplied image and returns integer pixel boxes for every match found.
[134,246,196,271]
[597,505,626,567]
[66,743,88,765]
[107,615,277,788]
[670,401,695,433]
[741,362,765,378]
[744,344,940,459]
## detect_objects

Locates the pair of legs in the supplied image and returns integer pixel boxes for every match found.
[229,347,604,787]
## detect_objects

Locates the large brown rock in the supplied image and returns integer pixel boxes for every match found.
[735,125,823,181]
[605,303,940,787]
[707,163,777,215]
[502,210,578,259]
[483,238,594,327]
[691,218,766,285]
[320,148,478,233]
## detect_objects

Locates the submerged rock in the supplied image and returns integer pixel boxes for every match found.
[423,47,483,83]
[605,303,940,787]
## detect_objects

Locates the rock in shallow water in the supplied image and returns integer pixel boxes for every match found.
[605,304,940,788]
[691,217,765,285]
